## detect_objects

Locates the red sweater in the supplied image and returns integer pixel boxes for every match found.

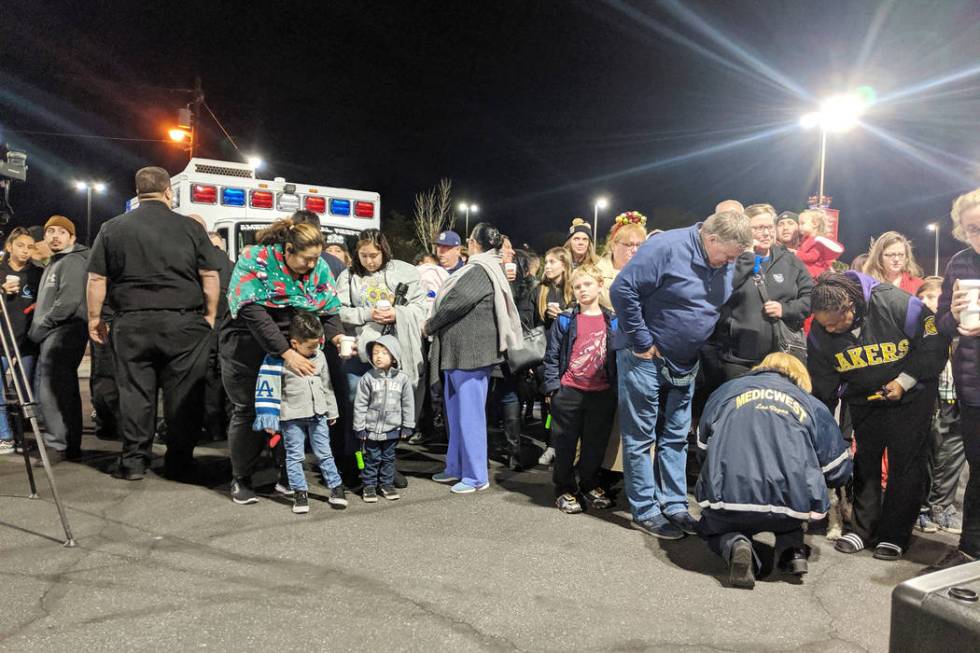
[796,235,844,279]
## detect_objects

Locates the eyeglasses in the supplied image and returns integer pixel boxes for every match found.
[882,252,907,259]
[750,225,774,233]
[965,225,980,238]
[616,241,643,250]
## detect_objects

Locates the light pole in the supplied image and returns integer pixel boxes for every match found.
[74,180,107,246]
[458,202,478,238]
[593,197,609,238]
[800,92,871,206]
[927,223,940,276]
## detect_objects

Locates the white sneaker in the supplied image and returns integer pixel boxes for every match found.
[274,482,295,496]
[0,440,14,455]
[538,447,556,466]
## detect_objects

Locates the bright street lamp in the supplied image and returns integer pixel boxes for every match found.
[593,197,609,237]
[800,91,872,206]
[927,223,940,276]
[246,155,263,170]
[458,202,479,237]
[74,180,107,246]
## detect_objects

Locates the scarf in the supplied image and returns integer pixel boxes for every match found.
[228,244,341,319]
[253,354,284,433]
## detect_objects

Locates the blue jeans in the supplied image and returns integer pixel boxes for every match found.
[281,415,342,492]
[361,439,397,487]
[0,355,35,440]
[617,350,696,523]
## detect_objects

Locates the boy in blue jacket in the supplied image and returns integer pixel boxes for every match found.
[542,266,618,514]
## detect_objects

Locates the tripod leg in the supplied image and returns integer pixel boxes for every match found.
[14,408,38,498]
[24,409,75,547]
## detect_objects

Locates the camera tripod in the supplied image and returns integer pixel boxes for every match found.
[0,284,76,547]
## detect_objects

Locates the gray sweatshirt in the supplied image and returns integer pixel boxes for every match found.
[352,335,415,441]
[30,243,89,342]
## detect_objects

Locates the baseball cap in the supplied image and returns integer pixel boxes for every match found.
[434,231,461,247]
[776,211,799,224]
[325,233,347,248]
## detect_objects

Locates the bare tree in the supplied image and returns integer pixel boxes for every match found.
[413,178,455,253]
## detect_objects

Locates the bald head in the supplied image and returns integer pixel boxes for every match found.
[715,199,744,214]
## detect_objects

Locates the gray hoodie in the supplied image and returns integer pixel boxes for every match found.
[352,334,415,441]
[30,243,89,342]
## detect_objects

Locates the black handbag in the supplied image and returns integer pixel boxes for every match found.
[505,325,547,373]
[753,274,807,363]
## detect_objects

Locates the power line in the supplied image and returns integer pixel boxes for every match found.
[4,129,169,143]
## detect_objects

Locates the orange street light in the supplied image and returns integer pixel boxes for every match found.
[168,128,190,143]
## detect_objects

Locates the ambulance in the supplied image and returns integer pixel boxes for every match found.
[126,157,380,260]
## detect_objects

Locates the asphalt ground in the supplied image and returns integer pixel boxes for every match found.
[0,380,962,652]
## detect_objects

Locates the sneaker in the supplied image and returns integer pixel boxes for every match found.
[872,542,903,561]
[450,481,490,494]
[666,511,699,536]
[630,517,684,540]
[556,493,583,514]
[583,487,613,510]
[362,486,378,503]
[432,471,460,484]
[394,471,409,489]
[729,539,756,589]
[915,511,939,533]
[380,486,400,500]
[292,490,310,514]
[274,482,295,497]
[230,478,259,505]
[934,505,963,535]
[0,440,15,455]
[538,446,556,466]
[328,486,348,508]
[778,547,809,576]
[923,548,977,574]
[111,465,146,481]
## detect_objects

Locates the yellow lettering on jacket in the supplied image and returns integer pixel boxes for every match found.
[864,345,882,365]
[847,349,868,369]
[734,389,809,423]
[880,342,898,362]
[832,339,910,373]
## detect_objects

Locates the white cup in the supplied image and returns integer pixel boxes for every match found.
[547,302,560,312]
[505,262,517,275]
[376,300,392,311]
[960,279,980,328]
[5,275,18,287]
[339,335,356,358]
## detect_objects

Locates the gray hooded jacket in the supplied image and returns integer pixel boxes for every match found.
[352,334,415,441]
[30,243,90,342]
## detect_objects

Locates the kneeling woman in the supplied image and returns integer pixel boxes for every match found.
[697,353,852,588]
[808,272,948,561]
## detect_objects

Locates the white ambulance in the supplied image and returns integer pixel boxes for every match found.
[126,157,380,260]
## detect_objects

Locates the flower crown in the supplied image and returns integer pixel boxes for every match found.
[613,211,647,227]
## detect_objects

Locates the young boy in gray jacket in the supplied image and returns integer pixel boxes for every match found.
[353,335,415,502]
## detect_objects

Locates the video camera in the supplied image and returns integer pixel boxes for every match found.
[0,144,28,226]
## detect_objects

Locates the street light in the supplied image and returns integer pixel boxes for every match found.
[458,202,479,237]
[927,223,940,276]
[800,91,872,206]
[246,155,263,170]
[74,180,107,246]
[593,196,609,238]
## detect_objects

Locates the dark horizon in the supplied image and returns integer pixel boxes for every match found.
[3,0,979,269]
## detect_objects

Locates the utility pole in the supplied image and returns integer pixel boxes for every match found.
[191,76,204,159]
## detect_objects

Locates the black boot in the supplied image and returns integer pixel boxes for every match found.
[503,402,524,471]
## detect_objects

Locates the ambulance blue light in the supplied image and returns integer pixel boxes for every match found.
[330,199,351,216]
[221,188,246,207]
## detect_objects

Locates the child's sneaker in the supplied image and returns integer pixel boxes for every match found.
[933,505,963,534]
[379,486,400,500]
[538,447,555,466]
[0,440,15,455]
[274,482,295,497]
[328,486,348,508]
[583,487,613,510]
[916,511,939,533]
[362,486,378,503]
[556,493,583,514]
[292,490,310,514]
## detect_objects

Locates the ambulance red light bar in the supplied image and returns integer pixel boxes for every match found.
[304,196,326,213]
[354,201,374,218]
[250,190,274,209]
[191,184,217,204]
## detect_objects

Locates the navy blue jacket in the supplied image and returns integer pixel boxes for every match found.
[610,224,734,374]
[541,306,618,396]
[696,370,852,521]
[937,248,980,407]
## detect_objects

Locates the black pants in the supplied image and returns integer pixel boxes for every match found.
[112,310,211,473]
[699,510,805,573]
[89,335,119,439]
[958,405,980,557]
[848,386,936,550]
[36,322,88,453]
[924,402,965,511]
[221,341,266,480]
[551,386,616,496]
[203,330,231,441]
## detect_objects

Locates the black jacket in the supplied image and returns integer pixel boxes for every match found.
[808,272,948,408]
[715,245,813,364]
[541,305,618,396]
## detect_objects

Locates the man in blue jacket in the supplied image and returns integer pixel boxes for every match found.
[610,210,751,539]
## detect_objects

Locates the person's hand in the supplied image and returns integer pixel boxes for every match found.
[958,323,980,338]
[881,380,905,402]
[331,333,344,349]
[283,349,316,376]
[2,279,20,295]
[763,301,783,319]
[546,305,561,319]
[633,345,661,360]
[421,321,428,337]
[371,308,396,324]
[89,317,109,344]
[950,284,970,322]
[204,314,216,328]
[329,419,337,426]
[264,428,276,435]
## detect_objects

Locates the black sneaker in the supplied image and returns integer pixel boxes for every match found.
[583,487,613,510]
[230,478,258,505]
[778,547,809,576]
[292,490,310,514]
[328,486,348,508]
[393,471,408,489]
[630,517,684,540]
[922,548,976,575]
[666,511,699,536]
[729,539,756,589]
[379,486,400,500]
[362,486,378,503]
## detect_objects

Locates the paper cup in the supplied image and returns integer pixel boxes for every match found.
[547,302,560,311]
[5,275,18,286]
[376,300,392,310]
[339,336,356,358]
[961,280,980,328]
[505,263,517,275]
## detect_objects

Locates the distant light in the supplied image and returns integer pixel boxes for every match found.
[74,181,88,191]
[800,90,872,133]
[799,112,821,129]
[93,182,107,193]
[595,197,609,210]
[471,204,479,213]
[927,223,938,232]
[247,155,263,169]
[169,128,190,143]
[458,202,469,211]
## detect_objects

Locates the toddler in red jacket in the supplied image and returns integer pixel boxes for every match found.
[795,209,844,279]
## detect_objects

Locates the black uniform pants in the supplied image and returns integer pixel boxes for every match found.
[924,402,965,511]
[90,335,119,439]
[699,510,805,573]
[551,386,616,496]
[848,385,936,550]
[36,322,88,453]
[112,310,211,473]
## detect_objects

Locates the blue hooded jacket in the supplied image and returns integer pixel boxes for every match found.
[696,370,852,521]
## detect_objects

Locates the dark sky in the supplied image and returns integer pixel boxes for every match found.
[3,0,979,266]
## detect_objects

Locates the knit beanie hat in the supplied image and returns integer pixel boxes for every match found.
[776,210,799,224]
[44,215,76,237]
[565,217,593,243]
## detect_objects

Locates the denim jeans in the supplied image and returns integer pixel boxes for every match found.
[361,439,397,488]
[281,415,342,492]
[0,355,35,440]
[617,350,696,523]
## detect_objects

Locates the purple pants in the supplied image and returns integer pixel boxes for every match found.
[442,367,492,487]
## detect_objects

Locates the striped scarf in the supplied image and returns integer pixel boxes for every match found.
[252,354,285,433]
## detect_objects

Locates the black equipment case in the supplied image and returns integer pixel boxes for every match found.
[890,560,980,651]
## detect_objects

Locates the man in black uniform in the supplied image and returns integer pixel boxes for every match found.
[87,166,219,481]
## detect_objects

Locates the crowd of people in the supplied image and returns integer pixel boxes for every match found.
[3,164,979,590]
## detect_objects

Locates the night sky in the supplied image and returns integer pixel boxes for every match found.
[3,0,979,266]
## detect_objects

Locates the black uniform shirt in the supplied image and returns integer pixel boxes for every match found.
[89,200,217,311]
